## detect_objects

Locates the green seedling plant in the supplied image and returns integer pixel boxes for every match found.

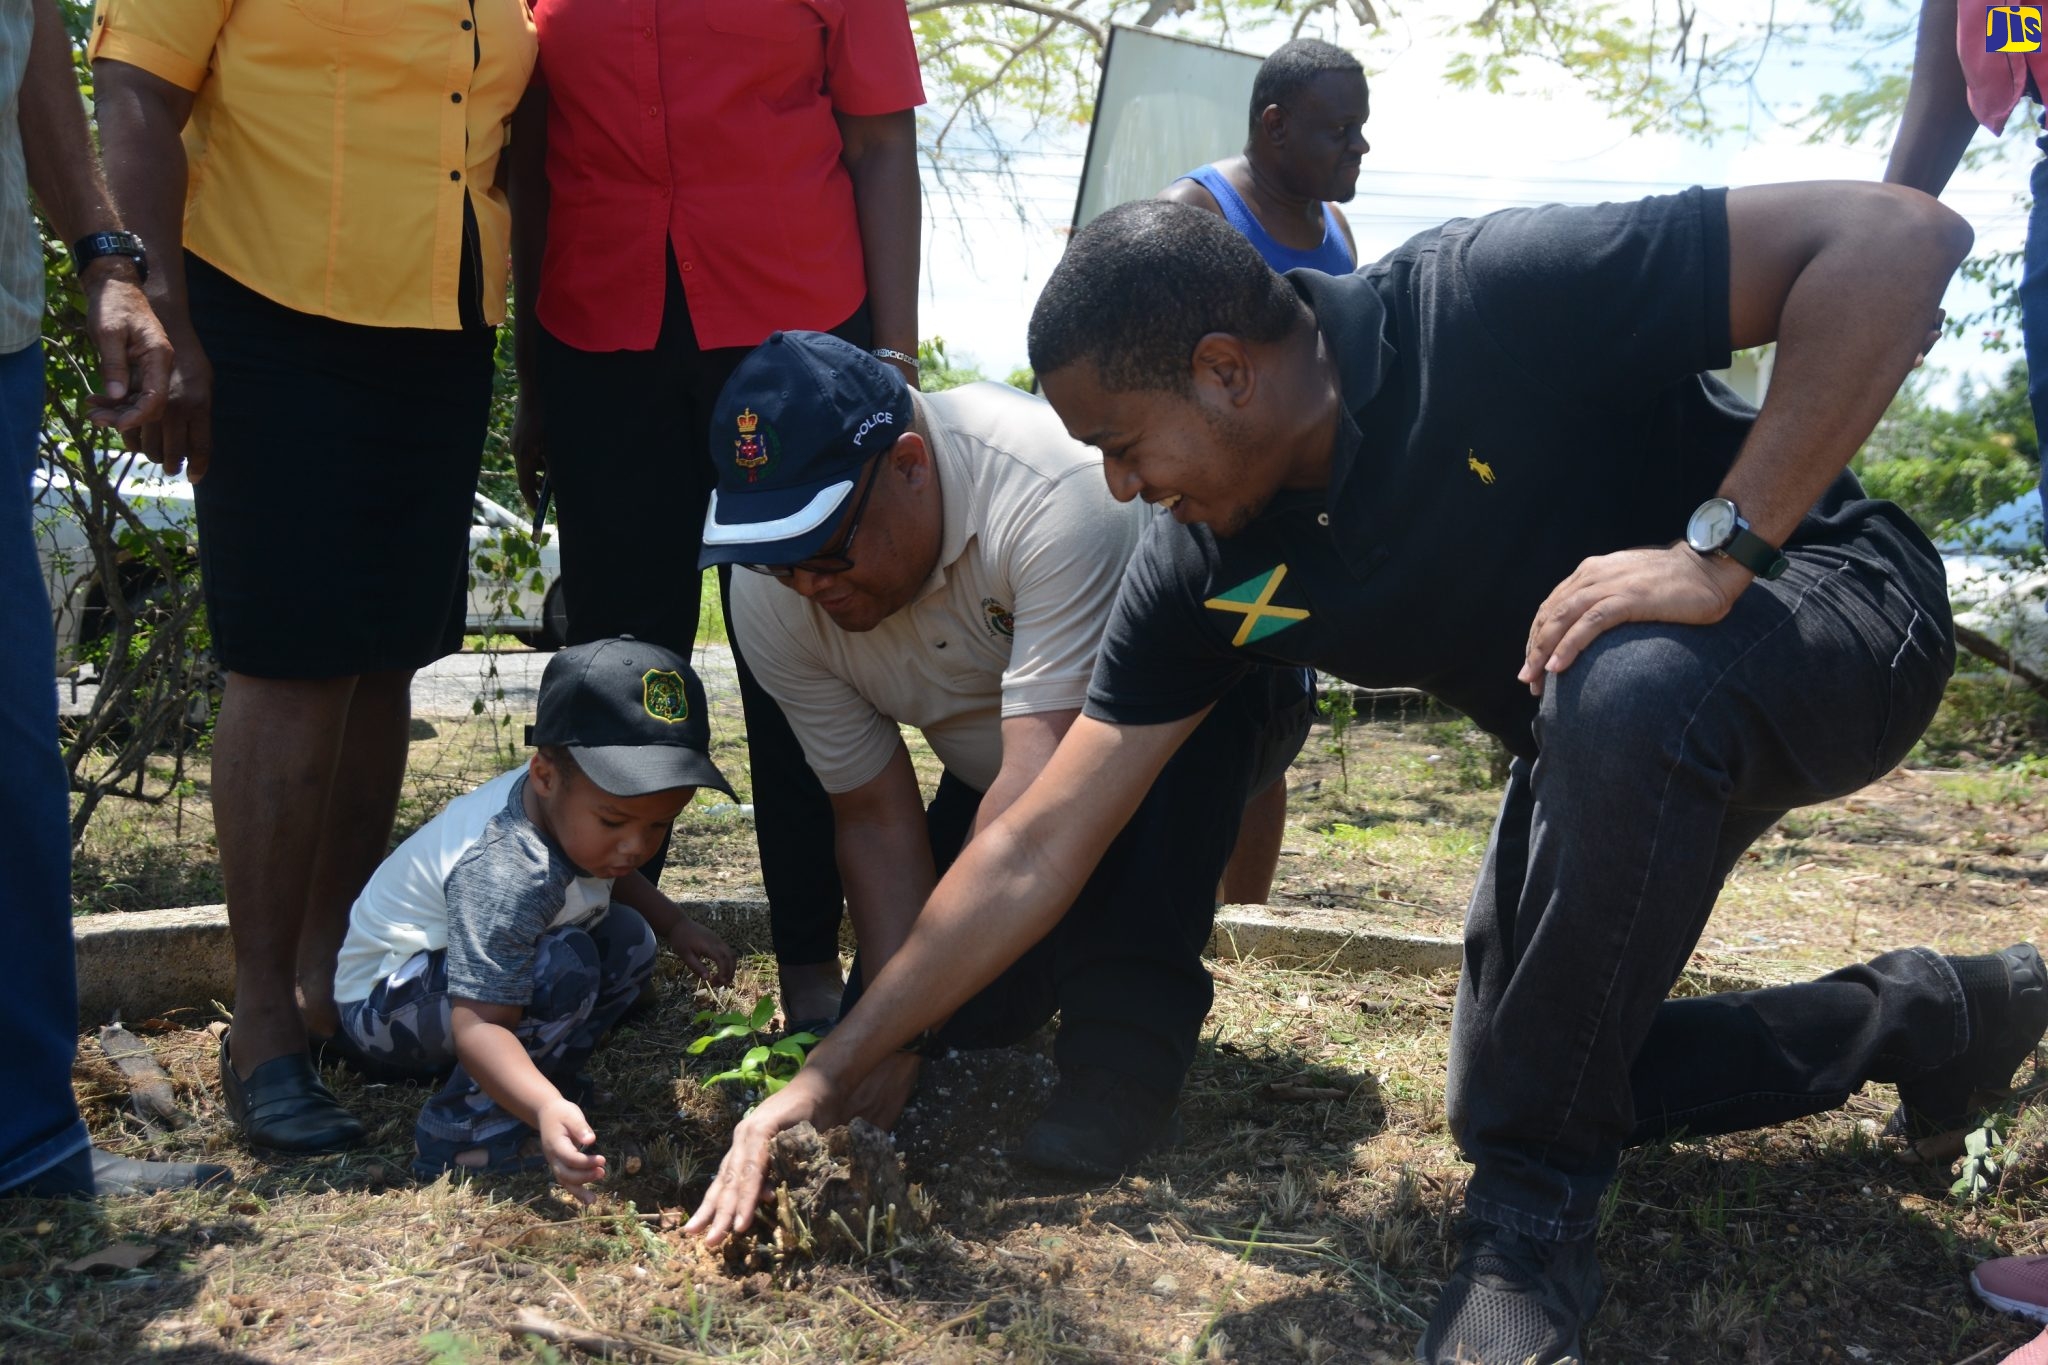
[1318,677,1356,794]
[1951,1114,2011,1201]
[689,995,819,1096]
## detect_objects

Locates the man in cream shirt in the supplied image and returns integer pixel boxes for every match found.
[700,331,1310,1175]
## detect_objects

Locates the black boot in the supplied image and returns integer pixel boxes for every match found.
[1014,1063,1182,1179]
[1890,942,2048,1138]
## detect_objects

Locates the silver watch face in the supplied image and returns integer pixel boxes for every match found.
[1687,498,1738,553]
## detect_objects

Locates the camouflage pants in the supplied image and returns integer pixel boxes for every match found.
[337,906,657,1161]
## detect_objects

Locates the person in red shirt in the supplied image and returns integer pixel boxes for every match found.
[508,0,923,1032]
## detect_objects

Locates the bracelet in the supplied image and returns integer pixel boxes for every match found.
[871,347,918,372]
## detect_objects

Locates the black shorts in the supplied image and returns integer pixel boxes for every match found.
[187,253,495,679]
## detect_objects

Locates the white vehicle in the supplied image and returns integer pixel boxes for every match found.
[35,458,566,669]
[468,491,568,650]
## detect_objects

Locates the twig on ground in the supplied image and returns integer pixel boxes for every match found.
[507,1306,708,1362]
[536,1261,600,1330]
[899,1303,987,1353]
[1260,1083,1357,1103]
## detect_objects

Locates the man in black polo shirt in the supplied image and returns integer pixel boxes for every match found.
[690,185,2048,1362]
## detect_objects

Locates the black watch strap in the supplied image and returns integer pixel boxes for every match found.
[1723,524,1789,581]
[70,230,149,284]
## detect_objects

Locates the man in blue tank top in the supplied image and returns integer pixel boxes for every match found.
[1162,38,1366,275]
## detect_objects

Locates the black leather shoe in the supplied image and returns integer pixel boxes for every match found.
[5,1146,232,1199]
[220,1033,366,1152]
[1891,943,2048,1138]
[1015,1063,1183,1179]
[89,1148,233,1196]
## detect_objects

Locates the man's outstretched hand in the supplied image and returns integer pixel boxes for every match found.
[683,1048,925,1247]
[1519,544,1753,695]
[684,1067,838,1248]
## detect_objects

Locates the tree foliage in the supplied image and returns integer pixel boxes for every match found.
[1853,362,2039,535]
[911,0,1895,152]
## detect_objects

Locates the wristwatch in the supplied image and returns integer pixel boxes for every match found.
[1685,496,1788,580]
[70,230,149,284]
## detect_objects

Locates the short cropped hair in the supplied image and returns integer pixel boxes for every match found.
[1249,38,1364,132]
[1028,201,1308,394]
[538,744,583,782]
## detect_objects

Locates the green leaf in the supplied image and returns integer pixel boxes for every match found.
[701,1068,749,1088]
[782,1031,821,1049]
[740,1044,771,1071]
[770,1038,809,1060]
[763,1074,788,1095]
[421,1331,483,1365]
[686,1023,753,1054]
[749,995,776,1031]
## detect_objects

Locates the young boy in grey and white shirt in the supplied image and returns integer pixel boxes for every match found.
[334,638,735,1197]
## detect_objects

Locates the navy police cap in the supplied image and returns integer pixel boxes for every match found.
[698,330,914,568]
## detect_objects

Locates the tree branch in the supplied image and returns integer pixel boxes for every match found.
[906,0,1107,47]
[1954,624,2048,701]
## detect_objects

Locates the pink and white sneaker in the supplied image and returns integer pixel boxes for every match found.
[1995,1325,2048,1365]
[1975,1255,2048,1325]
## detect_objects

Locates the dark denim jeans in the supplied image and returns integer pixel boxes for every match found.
[1446,547,1959,1241]
[0,341,93,1193]
[842,668,1315,1095]
[2025,136,2048,539]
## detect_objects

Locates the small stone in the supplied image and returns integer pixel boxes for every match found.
[1150,1273,1179,1296]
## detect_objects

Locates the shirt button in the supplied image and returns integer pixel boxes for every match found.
[1317,512,1330,527]
[642,25,653,37]
[647,105,659,118]
[460,17,472,28]
[449,170,461,181]
[450,92,463,103]
[680,260,693,272]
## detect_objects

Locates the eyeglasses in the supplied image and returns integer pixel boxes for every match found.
[739,458,881,580]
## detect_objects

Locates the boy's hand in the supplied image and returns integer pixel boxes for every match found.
[537,1097,605,1203]
[669,919,736,986]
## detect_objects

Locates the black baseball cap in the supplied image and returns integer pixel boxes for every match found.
[526,637,735,799]
[698,330,915,568]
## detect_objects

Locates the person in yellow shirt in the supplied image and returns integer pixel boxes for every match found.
[91,0,536,1153]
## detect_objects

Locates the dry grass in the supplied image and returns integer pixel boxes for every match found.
[20,690,2048,1361]
[3,945,2043,1363]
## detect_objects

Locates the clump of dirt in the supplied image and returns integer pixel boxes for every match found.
[723,1119,925,1270]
